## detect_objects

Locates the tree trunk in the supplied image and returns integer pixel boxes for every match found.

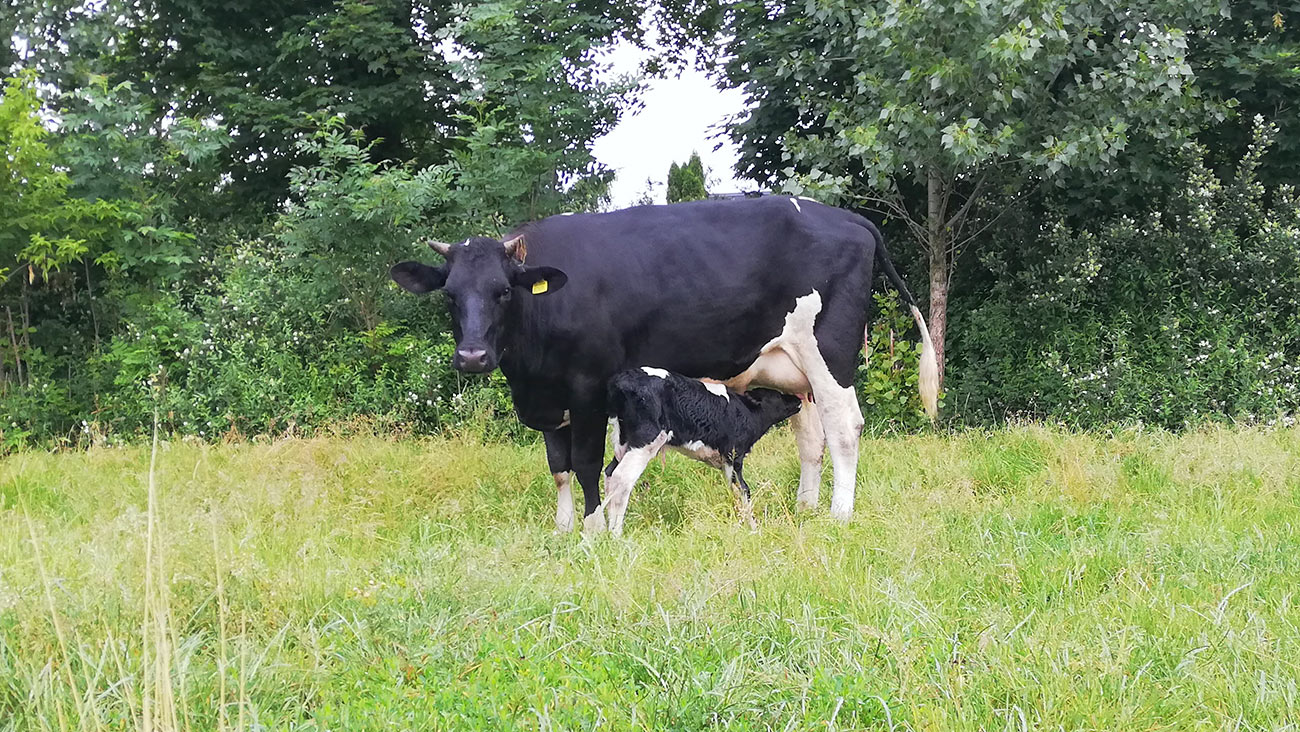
[926,169,950,390]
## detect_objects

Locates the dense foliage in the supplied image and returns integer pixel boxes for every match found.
[3,0,1299,448]
[951,120,1300,426]
[668,0,1300,429]
[1,1,645,448]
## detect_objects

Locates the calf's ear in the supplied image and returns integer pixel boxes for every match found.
[390,261,448,294]
[511,265,568,295]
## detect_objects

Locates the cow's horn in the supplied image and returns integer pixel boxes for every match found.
[503,235,526,261]
[425,238,452,256]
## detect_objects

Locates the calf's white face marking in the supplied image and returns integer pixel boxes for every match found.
[640,366,669,379]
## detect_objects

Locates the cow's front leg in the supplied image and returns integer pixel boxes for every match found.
[543,427,574,532]
[570,410,609,535]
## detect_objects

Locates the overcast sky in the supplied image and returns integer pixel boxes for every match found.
[591,43,748,207]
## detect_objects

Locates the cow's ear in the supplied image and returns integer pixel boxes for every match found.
[511,265,567,296]
[390,261,447,294]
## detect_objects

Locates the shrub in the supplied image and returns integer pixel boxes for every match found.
[950,119,1300,428]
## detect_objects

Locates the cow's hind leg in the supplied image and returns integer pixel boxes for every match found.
[790,399,825,510]
[603,431,671,537]
[782,291,865,522]
[818,382,864,521]
[544,428,574,532]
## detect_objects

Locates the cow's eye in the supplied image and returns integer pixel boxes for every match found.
[498,287,512,301]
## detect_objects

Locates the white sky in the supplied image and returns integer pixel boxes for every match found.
[591,42,748,207]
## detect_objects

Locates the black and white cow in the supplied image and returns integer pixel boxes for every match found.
[600,366,803,536]
[390,196,937,532]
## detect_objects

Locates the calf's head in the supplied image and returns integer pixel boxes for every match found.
[389,236,566,373]
[744,388,804,430]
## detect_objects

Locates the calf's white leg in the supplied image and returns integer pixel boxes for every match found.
[601,431,670,537]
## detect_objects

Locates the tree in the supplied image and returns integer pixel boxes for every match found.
[706,0,1218,391]
[12,0,649,217]
[667,151,708,202]
[1192,0,1300,188]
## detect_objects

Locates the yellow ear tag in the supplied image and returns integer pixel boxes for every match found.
[531,279,549,295]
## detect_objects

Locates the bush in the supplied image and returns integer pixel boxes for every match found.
[950,119,1300,428]
[859,291,938,431]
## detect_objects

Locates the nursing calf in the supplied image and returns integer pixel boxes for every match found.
[596,367,803,536]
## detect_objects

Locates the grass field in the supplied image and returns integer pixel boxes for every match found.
[2,425,1299,730]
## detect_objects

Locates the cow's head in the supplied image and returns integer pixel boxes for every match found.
[390,236,567,373]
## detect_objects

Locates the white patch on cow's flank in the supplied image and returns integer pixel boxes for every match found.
[641,366,669,379]
[702,381,730,401]
[790,198,802,213]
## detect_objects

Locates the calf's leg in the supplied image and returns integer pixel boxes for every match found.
[602,431,670,537]
[724,456,758,530]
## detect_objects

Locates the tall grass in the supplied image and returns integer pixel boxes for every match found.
[1,425,1299,729]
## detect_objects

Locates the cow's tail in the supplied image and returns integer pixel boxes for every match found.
[872,235,939,422]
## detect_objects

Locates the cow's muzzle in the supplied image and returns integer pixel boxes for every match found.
[453,347,493,373]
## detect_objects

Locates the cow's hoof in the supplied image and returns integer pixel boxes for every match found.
[554,508,574,533]
[582,510,607,536]
[796,499,818,512]
[829,506,853,522]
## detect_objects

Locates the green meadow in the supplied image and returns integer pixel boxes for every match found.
[2,426,1299,730]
